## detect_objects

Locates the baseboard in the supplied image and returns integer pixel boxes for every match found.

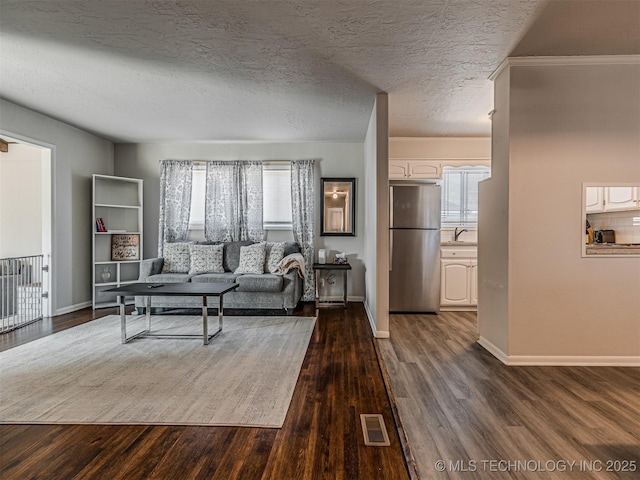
[505,355,640,367]
[363,301,389,338]
[477,336,509,364]
[440,306,477,312]
[478,337,640,366]
[322,295,365,302]
[55,301,92,316]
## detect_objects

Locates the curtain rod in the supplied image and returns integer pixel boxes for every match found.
[185,160,291,165]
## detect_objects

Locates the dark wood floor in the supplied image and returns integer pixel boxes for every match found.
[378,312,640,480]
[0,304,410,480]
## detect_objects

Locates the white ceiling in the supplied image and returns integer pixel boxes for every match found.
[0,1,638,143]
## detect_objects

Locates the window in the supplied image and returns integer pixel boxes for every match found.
[188,162,292,230]
[188,166,206,230]
[263,163,292,229]
[441,165,491,226]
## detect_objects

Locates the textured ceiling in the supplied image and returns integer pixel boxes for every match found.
[0,1,638,143]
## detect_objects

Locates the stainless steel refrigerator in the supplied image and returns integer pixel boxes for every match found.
[389,183,441,313]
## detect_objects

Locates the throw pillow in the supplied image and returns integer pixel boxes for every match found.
[188,244,224,274]
[234,242,267,275]
[264,241,286,273]
[161,242,191,273]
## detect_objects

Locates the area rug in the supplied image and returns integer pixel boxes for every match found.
[0,315,316,427]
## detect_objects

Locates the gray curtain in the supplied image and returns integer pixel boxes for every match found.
[158,160,193,256]
[204,161,264,242]
[291,159,315,301]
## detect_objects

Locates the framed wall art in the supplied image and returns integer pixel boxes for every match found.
[111,234,140,261]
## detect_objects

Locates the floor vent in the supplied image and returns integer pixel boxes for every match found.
[360,414,391,446]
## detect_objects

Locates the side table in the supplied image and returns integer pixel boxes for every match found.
[313,263,351,309]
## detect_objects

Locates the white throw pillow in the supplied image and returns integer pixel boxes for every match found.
[161,242,191,273]
[188,244,224,274]
[234,242,267,274]
[264,242,286,273]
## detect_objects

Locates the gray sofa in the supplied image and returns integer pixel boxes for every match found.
[136,241,303,315]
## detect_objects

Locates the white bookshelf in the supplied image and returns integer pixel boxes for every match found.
[92,174,143,309]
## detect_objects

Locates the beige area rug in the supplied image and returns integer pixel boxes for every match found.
[0,315,316,427]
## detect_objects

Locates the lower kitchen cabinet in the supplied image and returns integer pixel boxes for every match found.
[440,246,477,309]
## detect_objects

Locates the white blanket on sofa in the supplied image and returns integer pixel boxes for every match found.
[274,253,306,278]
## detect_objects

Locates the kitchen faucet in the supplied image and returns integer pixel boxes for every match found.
[454,227,468,241]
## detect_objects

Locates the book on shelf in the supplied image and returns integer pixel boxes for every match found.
[96,217,107,232]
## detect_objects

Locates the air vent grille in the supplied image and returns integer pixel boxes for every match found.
[360,414,391,447]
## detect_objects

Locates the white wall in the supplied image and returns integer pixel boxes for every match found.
[0,143,43,257]
[0,100,114,314]
[114,142,367,299]
[480,58,640,364]
[363,93,389,337]
[477,68,511,357]
[389,137,491,160]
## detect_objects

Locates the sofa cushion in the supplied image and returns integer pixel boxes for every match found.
[188,244,224,274]
[145,273,193,283]
[223,241,254,272]
[191,273,240,284]
[236,274,283,292]
[264,241,286,273]
[161,242,191,273]
[234,242,267,274]
[283,242,301,257]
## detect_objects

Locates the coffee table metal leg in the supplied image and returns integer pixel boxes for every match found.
[119,295,127,344]
[202,294,223,345]
[219,295,224,333]
[202,295,208,345]
[146,295,151,330]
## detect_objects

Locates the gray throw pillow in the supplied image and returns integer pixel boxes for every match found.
[161,242,191,273]
[264,242,286,273]
[189,244,224,274]
[234,242,267,274]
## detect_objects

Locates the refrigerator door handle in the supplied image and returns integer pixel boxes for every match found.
[389,186,394,228]
[389,230,393,271]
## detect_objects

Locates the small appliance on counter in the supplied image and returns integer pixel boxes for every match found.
[593,230,616,244]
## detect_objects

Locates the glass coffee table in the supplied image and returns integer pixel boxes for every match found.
[105,282,238,345]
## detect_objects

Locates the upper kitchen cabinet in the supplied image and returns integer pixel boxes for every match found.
[585,186,604,213]
[389,159,441,180]
[603,186,639,211]
[585,186,640,213]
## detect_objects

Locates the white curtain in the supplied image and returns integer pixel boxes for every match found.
[158,160,193,256]
[204,161,264,242]
[291,159,315,301]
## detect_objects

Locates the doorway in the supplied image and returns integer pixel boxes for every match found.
[0,132,53,317]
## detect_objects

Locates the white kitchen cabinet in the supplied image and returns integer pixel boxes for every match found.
[470,261,478,306]
[389,159,441,179]
[585,186,604,213]
[440,247,477,309]
[603,186,639,211]
[389,160,410,179]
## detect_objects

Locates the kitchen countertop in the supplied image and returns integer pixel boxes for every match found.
[441,241,478,247]
[585,244,640,255]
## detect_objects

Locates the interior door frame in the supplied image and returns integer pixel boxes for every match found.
[0,129,55,317]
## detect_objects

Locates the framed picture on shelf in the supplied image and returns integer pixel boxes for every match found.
[111,234,140,261]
